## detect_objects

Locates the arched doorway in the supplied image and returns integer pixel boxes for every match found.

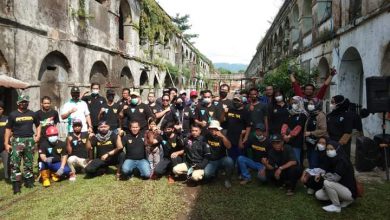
[291,4,299,43]
[164,72,174,88]
[302,0,313,34]
[318,57,330,99]
[139,69,149,99]
[339,47,364,105]
[90,61,109,90]
[0,50,18,114]
[38,51,71,111]
[119,0,132,42]
[120,66,134,89]
[153,75,160,97]
[381,43,390,76]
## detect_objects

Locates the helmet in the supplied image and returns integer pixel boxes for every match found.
[46,126,59,136]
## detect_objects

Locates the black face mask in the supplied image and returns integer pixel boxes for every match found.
[233,102,242,109]
[165,131,173,137]
[219,91,228,99]
[72,95,80,101]
[176,103,184,110]
[107,96,115,102]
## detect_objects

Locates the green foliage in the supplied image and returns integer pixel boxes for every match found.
[166,62,179,76]
[259,59,319,98]
[218,67,233,75]
[172,13,199,43]
[70,0,94,28]
[182,67,191,79]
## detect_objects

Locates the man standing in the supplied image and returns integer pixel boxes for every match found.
[35,96,60,146]
[117,88,131,133]
[147,92,158,115]
[259,85,274,105]
[119,91,154,132]
[0,101,9,180]
[4,95,41,194]
[98,89,121,133]
[82,83,106,133]
[246,88,268,136]
[194,90,223,134]
[61,87,93,134]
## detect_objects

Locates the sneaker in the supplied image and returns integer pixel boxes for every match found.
[168,175,175,184]
[240,179,251,185]
[341,200,353,208]
[322,204,341,213]
[286,189,295,196]
[307,188,315,195]
[12,181,21,194]
[224,180,232,189]
[69,173,77,181]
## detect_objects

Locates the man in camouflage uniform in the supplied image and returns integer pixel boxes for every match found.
[4,95,41,194]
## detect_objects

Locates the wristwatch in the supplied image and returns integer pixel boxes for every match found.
[278,166,283,171]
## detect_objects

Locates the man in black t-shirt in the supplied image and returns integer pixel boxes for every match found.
[194,90,223,134]
[203,120,234,188]
[263,134,302,196]
[66,119,90,181]
[117,88,131,132]
[38,126,70,187]
[246,88,269,135]
[98,89,121,133]
[154,122,185,183]
[0,101,9,180]
[238,123,271,185]
[121,120,150,179]
[82,83,107,133]
[35,96,60,145]
[4,95,41,194]
[85,121,124,178]
[119,91,154,132]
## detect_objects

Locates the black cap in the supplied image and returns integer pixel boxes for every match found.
[255,123,266,131]
[270,134,283,142]
[71,87,80,93]
[107,89,115,95]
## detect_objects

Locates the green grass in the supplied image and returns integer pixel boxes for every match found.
[1,165,390,220]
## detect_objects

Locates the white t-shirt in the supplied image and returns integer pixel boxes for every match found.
[61,100,90,132]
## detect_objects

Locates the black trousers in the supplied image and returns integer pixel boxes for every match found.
[154,156,183,176]
[266,165,302,190]
[305,176,324,191]
[85,152,125,175]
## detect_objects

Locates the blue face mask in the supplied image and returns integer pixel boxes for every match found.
[48,136,58,143]
[242,97,248,104]
[131,98,138,105]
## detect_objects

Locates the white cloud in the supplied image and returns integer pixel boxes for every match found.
[157,0,284,64]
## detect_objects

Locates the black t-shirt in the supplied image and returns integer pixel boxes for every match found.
[268,103,289,135]
[194,104,223,134]
[268,144,297,167]
[204,132,226,161]
[122,132,146,160]
[327,111,353,142]
[0,115,8,152]
[82,95,107,127]
[245,136,271,163]
[161,133,185,158]
[184,136,211,168]
[68,132,89,159]
[124,103,154,131]
[220,99,233,129]
[245,102,268,130]
[35,109,60,139]
[101,102,120,129]
[117,99,130,129]
[6,110,40,138]
[286,113,307,148]
[226,108,250,146]
[149,103,159,115]
[90,133,118,158]
[39,140,67,163]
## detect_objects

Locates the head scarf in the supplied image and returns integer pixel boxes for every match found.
[289,96,308,116]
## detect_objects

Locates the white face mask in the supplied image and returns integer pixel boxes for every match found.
[48,136,58,143]
[275,96,283,102]
[326,149,337,158]
[317,144,326,151]
[307,104,315,111]
[292,103,299,110]
[330,104,336,111]
[92,89,99,95]
[203,98,211,104]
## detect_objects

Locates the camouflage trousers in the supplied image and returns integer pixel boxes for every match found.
[10,137,35,182]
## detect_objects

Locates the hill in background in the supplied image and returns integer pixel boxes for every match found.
[214,63,248,73]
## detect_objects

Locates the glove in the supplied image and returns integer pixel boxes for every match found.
[56,167,64,176]
[324,172,341,182]
[45,157,54,164]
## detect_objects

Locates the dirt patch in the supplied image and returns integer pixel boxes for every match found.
[176,183,201,220]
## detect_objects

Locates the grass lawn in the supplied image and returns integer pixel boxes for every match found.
[1,166,390,220]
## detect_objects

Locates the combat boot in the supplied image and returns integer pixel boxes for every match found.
[24,177,35,188]
[41,170,51,187]
[12,181,21,194]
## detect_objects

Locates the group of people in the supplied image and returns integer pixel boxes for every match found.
[0,68,361,212]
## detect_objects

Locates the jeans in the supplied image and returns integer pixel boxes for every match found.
[204,156,234,180]
[266,165,302,190]
[155,156,183,176]
[292,147,301,165]
[39,162,71,176]
[122,159,151,178]
[237,156,266,181]
[307,146,319,169]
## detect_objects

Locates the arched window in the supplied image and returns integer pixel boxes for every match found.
[119,0,132,42]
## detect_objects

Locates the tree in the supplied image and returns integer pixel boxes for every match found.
[172,13,199,43]
[217,67,232,75]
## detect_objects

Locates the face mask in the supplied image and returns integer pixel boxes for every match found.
[213,101,219,106]
[99,129,109,135]
[165,131,173,137]
[107,95,115,102]
[255,134,264,141]
[242,97,248,104]
[292,103,299,110]
[71,94,80,101]
[203,98,211,105]
[176,103,184,110]
[131,98,138,105]
[92,89,99,95]
[251,97,257,103]
[233,102,242,109]
[317,144,326,151]
[326,150,337,158]
[275,96,283,102]
[330,104,336,111]
[307,104,315,111]
[219,91,228,99]
[48,136,58,143]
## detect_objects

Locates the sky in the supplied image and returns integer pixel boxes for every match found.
[157,0,284,65]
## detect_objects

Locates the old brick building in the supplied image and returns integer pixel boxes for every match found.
[246,0,390,137]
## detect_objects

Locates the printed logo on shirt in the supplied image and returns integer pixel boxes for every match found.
[207,140,220,148]
[172,142,177,148]
[223,104,227,109]
[97,141,113,146]
[48,148,53,154]
[227,113,240,119]
[139,109,144,113]
[184,112,189,116]
[15,116,33,122]
[162,140,167,145]
[274,109,277,113]
[0,121,7,126]
[128,140,132,144]
[153,109,157,113]
[131,108,135,113]
[340,117,344,122]
[252,145,266,151]
[200,110,205,116]
[72,140,78,146]
[88,101,91,104]
[40,117,54,127]
[100,101,103,104]
[56,148,63,154]
[82,138,87,144]
[209,112,214,117]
